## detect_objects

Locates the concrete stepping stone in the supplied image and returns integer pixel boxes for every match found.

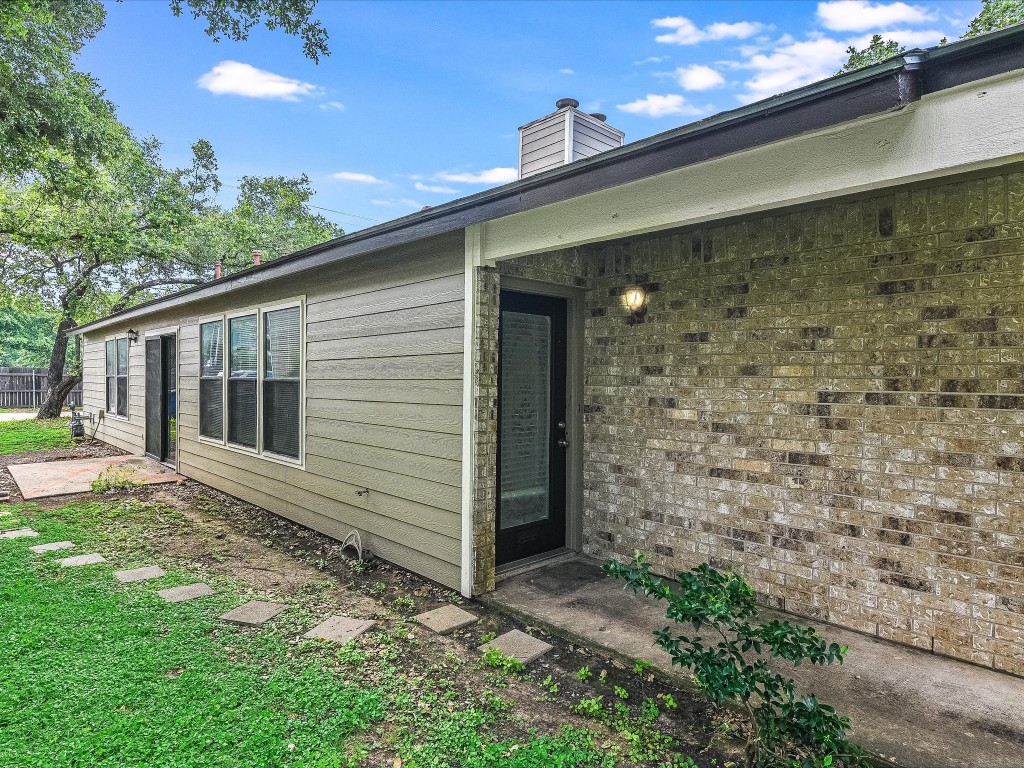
[220,600,289,627]
[30,541,75,553]
[158,583,214,603]
[0,527,38,540]
[304,615,375,643]
[414,604,478,634]
[479,629,553,664]
[59,553,106,567]
[114,566,166,583]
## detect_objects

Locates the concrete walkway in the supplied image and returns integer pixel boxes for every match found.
[485,557,1024,768]
[0,412,38,422]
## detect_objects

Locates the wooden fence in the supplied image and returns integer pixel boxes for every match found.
[0,367,83,409]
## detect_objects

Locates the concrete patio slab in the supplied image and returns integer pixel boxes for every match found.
[158,583,214,603]
[0,527,38,539]
[114,566,166,583]
[479,629,552,664]
[8,455,184,499]
[59,553,106,567]
[304,615,375,643]
[414,604,478,634]
[220,600,289,627]
[30,541,75,553]
[485,557,1024,768]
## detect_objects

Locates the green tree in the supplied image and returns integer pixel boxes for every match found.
[0,300,60,368]
[0,127,222,417]
[963,0,1024,37]
[0,0,329,175]
[190,174,343,276]
[838,34,905,74]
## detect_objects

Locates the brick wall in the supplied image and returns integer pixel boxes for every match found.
[482,167,1024,675]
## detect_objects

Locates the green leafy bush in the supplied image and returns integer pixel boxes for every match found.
[605,555,870,768]
[90,465,142,492]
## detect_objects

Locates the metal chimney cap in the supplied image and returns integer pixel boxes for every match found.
[555,97,580,109]
[589,112,607,122]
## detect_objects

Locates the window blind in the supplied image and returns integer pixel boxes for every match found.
[263,306,301,458]
[199,320,224,440]
[228,315,257,448]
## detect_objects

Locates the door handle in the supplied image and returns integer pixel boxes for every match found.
[557,438,569,448]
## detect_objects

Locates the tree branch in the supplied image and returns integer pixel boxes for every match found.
[109,277,205,314]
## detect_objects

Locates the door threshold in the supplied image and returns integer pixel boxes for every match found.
[495,548,576,583]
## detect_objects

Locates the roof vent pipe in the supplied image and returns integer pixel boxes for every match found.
[518,98,624,179]
[252,249,262,266]
[214,260,222,280]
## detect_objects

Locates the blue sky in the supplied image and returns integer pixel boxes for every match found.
[79,0,982,231]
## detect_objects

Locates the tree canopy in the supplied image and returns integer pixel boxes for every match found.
[839,0,1024,73]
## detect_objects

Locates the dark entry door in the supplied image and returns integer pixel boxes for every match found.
[145,335,176,463]
[496,290,568,565]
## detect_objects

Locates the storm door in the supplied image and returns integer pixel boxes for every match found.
[496,290,568,564]
[145,334,176,464]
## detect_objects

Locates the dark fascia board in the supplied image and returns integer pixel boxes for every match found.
[71,25,1024,336]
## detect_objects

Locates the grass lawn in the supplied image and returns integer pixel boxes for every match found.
[0,498,705,768]
[0,417,73,454]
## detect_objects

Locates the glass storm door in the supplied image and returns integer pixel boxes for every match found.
[145,335,176,464]
[496,290,568,565]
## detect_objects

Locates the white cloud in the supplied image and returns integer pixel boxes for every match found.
[734,36,850,103]
[673,64,726,91]
[331,171,387,184]
[435,168,518,184]
[559,68,575,75]
[635,55,669,65]
[616,93,704,118]
[415,181,458,194]
[653,16,765,45]
[319,100,345,111]
[197,61,319,101]
[817,1,935,32]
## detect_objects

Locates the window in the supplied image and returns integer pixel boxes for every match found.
[263,307,301,458]
[228,314,258,448]
[105,337,128,418]
[199,320,224,439]
[198,300,303,464]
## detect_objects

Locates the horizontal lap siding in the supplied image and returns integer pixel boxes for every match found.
[80,337,144,454]
[82,232,466,589]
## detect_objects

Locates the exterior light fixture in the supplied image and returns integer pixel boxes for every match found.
[126,328,139,344]
[623,284,647,316]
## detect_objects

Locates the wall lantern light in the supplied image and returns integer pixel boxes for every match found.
[623,284,647,316]
[126,328,139,344]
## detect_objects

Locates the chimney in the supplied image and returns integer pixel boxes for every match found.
[252,249,262,266]
[518,98,624,179]
[215,260,222,280]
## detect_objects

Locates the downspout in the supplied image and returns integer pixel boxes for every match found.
[897,51,926,106]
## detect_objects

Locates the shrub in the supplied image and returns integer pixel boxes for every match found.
[605,555,870,768]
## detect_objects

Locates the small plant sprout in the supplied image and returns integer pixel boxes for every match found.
[576,666,593,682]
[614,685,629,700]
[541,675,559,694]
[480,630,497,644]
[390,595,415,613]
[633,658,653,676]
[662,693,678,710]
[571,695,604,717]
[369,581,387,595]
[598,669,608,683]
[481,647,525,675]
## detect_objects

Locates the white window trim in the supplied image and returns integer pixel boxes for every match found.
[104,333,130,422]
[196,297,305,469]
